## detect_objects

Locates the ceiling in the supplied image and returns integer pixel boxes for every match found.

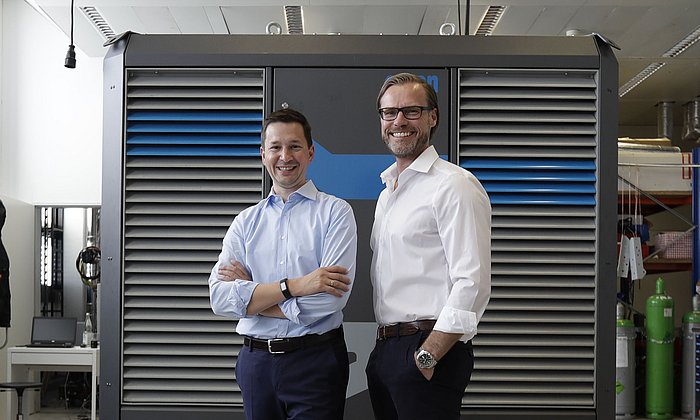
[29,0,700,139]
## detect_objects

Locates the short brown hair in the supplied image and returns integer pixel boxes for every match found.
[376,73,439,139]
[261,108,313,147]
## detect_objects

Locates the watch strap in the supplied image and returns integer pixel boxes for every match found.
[279,278,293,299]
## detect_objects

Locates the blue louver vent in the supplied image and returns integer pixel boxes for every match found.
[463,158,596,205]
[126,110,263,156]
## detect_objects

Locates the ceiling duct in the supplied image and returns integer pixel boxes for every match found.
[682,99,700,142]
[656,101,674,140]
[284,6,303,34]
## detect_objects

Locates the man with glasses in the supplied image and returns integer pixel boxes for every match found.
[209,108,357,420]
[366,73,491,420]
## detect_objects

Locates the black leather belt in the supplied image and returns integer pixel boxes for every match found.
[243,327,342,354]
[376,320,437,340]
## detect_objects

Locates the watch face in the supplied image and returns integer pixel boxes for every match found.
[417,349,436,368]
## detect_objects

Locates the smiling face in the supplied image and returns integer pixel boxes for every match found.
[261,121,314,201]
[379,82,437,168]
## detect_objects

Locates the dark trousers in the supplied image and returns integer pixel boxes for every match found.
[365,330,474,420]
[236,331,349,420]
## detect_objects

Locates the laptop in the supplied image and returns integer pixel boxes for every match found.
[26,316,77,348]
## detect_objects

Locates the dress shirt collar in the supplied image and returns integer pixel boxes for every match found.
[265,180,318,205]
[379,145,439,190]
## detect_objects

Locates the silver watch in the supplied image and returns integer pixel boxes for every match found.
[415,347,437,369]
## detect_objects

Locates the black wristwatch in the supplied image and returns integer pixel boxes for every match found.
[279,278,293,299]
[415,347,438,369]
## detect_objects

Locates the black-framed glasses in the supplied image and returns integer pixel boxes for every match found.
[378,106,433,121]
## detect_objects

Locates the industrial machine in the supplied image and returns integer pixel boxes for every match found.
[102,33,618,419]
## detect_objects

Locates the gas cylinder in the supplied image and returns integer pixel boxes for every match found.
[682,290,700,418]
[616,302,636,419]
[646,277,675,419]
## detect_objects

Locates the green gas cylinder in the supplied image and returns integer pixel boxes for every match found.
[646,277,675,419]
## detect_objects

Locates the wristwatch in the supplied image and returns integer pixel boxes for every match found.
[279,278,293,299]
[415,347,438,369]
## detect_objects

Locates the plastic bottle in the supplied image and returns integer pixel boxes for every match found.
[83,312,94,347]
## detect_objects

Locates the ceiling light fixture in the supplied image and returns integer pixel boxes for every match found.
[620,23,700,97]
[81,6,115,40]
[663,25,700,57]
[475,6,506,36]
[619,62,666,97]
[284,6,303,34]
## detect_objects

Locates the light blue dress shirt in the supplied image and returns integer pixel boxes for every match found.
[209,181,357,339]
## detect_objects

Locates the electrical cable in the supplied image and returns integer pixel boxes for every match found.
[457,0,461,36]
[64,0,76,68]
[465,0,470,35]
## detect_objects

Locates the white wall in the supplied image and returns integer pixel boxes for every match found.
[0,4,103,417]
[0,0,103,206]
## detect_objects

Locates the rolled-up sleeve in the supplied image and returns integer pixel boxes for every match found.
[279,202,358,326]
[433,173,491,341]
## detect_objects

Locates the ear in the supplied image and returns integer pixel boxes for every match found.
[260,146,265,162]
[428,109,438,128]
[308,143,315,163]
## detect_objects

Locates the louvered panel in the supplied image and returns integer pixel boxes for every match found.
[492,288,593,299]
[460,68,598,410]
[122,69,263,406]
[477,323,592,335]
[125,215,234,227]
[471,371,593,382]
[493,265,595,276]
[124,285,210,297]
[492,252,594,264]
[493,205,595,217]
[474,335,593,347]
[475,359,592,370]
[492,228,594,240]
[122,390,241,405]
[462,393,593,406]
[486,300,593,311]
[125,238,222,251]
[125,203,250,215]
[492,276,595,288]
[464,134,596,147]
[493,240,595,252]
[126,179,261,192]
[123,367,236,380]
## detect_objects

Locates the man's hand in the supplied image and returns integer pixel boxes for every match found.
[288,265,351,298]
[218,261,251,282]
[416,364,434,381]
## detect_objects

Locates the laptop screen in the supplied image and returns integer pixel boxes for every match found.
[31,317,77,346]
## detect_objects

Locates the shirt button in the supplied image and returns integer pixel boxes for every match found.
[281,235,286,240]
[280,261,284,265]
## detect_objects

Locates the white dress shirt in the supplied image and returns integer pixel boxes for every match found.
[370,146,491,342]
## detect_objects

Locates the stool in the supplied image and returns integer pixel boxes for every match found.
[0,382,43,420]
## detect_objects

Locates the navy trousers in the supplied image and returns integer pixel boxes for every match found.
[236,331,349,420]
[365,330,474,420]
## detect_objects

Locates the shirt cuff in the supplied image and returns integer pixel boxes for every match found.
[434,306,478,342]
[279,298,301,324]
[229,280,257,316]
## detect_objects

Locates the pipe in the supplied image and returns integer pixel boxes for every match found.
[656,101,674,140]
[683,99,700,142]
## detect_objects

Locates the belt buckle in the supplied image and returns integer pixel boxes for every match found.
[377,326,388,341]
[267,338,286,354]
